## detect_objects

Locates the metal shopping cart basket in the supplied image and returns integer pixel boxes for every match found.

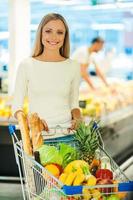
[8,123,133,200]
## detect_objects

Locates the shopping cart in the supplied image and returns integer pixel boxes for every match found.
[8,123,133,200]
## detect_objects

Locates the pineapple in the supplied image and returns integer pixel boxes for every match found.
[74,120,99,164]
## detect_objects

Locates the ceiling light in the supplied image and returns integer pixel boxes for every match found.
[72,2,133,10]
[73,3,116,11]
[42,0,86,5]
[91,23,125,30]
[116,2,133,8]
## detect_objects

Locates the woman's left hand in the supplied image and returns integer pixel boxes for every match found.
[70,119,77,130]
[69,119,82,130]
[70,108,83,130]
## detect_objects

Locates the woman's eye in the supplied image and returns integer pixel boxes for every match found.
[57,31,64,35]
[45,30,51,33]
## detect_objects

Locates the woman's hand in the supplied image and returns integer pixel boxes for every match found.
[69,119,79,130]
[28,113,49,132]
[70,108,83,130]
[41,119,49,131]
[15,110,25,119]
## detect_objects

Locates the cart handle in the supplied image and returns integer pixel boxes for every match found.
[8,124,19,143]
[63,181,133,195]
[118,181,133,192]
[8,124,16,136]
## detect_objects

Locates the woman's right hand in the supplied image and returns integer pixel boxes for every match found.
[15,110,26,120]
[41,119,49,131]
[28,113,49,132]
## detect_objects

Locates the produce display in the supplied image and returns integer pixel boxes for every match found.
[0,96,12,118]
[34,121,127,200]
[0,96,28,118]
[0,80,133,119]
[79,80,133,117]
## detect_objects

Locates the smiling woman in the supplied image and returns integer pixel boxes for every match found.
[32,13,70,61]
[12,13,82,134]
[42,20,66,50]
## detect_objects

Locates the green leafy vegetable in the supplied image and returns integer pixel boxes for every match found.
[59,143,79,168]
[38,145,62,166]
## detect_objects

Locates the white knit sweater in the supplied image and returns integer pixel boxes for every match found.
[12,57,80,127]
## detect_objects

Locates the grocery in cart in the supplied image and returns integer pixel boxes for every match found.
[8,113,133,200]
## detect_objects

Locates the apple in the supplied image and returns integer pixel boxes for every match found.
[97,178,113,194]
[96,169,113,180]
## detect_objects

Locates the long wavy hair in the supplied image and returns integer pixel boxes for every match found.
[32,13,70,58]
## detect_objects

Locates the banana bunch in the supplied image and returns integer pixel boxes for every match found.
[58,160,97,186]
[59,168,85,186]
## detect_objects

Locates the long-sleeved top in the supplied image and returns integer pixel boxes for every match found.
[12,57,80,127]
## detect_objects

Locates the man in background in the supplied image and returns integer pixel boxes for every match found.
[72,37,109,90]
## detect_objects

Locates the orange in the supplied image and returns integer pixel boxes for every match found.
[45,164,60,178]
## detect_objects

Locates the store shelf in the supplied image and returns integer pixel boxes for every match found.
[100,107,133,163]
[0,105,133,127]
[0,117,17,126]
[84,105,133,127]
[101,105,133,126]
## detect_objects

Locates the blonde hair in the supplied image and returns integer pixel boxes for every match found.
[32,13,70,58]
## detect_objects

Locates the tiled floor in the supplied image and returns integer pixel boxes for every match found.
[0,183,23,200]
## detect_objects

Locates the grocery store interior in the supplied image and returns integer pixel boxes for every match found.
[0,0,133,200]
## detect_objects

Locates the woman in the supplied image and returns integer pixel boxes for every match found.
[12,13,81,131]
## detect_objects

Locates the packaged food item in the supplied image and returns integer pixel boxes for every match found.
[101,156,111,171]
[90,149,101,175]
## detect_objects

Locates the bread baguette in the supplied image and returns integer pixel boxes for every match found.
[28,113,43,152]
[17,112,33,156]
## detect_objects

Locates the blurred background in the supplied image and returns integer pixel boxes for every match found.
[0,0,133,199]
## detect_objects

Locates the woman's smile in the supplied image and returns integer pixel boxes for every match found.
[47,40,60,45]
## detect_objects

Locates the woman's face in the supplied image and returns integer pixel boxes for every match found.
[42,19,66,51]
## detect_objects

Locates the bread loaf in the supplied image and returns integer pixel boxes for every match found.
[28,113,44,152]
[17,112,33,156]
